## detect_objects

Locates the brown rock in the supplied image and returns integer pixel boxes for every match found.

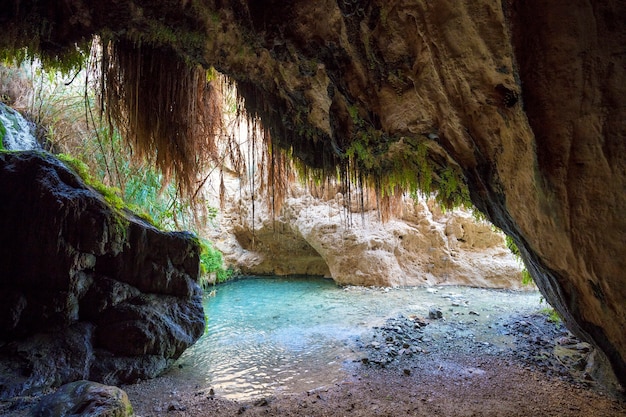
[0,0,624,390]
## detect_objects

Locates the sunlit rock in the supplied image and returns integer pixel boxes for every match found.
[206,179,523,288]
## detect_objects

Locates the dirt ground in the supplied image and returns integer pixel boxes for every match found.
[123,311,626,417]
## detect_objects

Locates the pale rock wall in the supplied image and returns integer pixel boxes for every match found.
[205,175,523,288]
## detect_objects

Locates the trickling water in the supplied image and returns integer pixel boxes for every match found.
[0,103,40,151]
[170,276,542,400]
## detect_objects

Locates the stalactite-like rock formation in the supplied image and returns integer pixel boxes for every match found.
[0,0,624,389]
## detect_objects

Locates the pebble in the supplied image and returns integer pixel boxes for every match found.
[359,315,429,367]
[167,401,187,412]
[359,310,596,392]
[254,398,269,407]
[505,314,597,387]
[428,308,443,320]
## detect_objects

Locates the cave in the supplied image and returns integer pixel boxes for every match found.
[0,0,624,410]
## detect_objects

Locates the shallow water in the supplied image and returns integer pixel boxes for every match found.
[171,276,542,400]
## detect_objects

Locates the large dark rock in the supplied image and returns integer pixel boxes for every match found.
[0,151,205,398]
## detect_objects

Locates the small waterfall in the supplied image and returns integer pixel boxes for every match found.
[0,102,40,151]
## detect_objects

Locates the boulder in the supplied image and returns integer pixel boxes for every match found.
[32,380,133,417]
[0,151,205,398]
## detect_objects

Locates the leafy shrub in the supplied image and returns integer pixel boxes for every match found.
[198,238,233,288]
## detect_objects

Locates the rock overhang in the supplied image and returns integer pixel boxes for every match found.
[0,0,624,391]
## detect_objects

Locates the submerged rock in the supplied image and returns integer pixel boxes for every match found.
[428,308,443,320]
[0,151,205,398]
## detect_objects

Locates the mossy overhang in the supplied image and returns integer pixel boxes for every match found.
[1,0,625,390]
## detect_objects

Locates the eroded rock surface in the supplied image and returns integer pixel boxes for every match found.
[0,152,205,398]
[198,0,626,389]
[0,0,624,390]
[208,181,523,288]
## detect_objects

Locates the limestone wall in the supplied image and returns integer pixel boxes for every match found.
[205,175,523,288]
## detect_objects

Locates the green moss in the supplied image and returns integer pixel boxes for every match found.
[521,269,533,286]
[347,105,363,128]
[540,307,562,324]
[1,41,90,77]
[505,235,520,257]
[505,235,534,286]
[414,142,433,195]
[342,125,471,210]
[57,153,141,220]
[57,153,92,181]
[346,133,377,170]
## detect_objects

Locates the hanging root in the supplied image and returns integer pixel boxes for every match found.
[99,38,223,197]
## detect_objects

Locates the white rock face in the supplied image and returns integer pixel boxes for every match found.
[204,173,525,289]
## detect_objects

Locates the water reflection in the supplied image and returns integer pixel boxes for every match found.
[172,276,540,400]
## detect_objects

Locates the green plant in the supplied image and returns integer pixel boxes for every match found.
[57,153,126,211]
[505,235,520,257]
[505,235,534,286]
[540,307,562,324]
[29,64,90,147]
[521,269,533,286]
[0,119,6,149]
[55,153,133,241]
[198,237,233,288]
[0,40,90,77]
